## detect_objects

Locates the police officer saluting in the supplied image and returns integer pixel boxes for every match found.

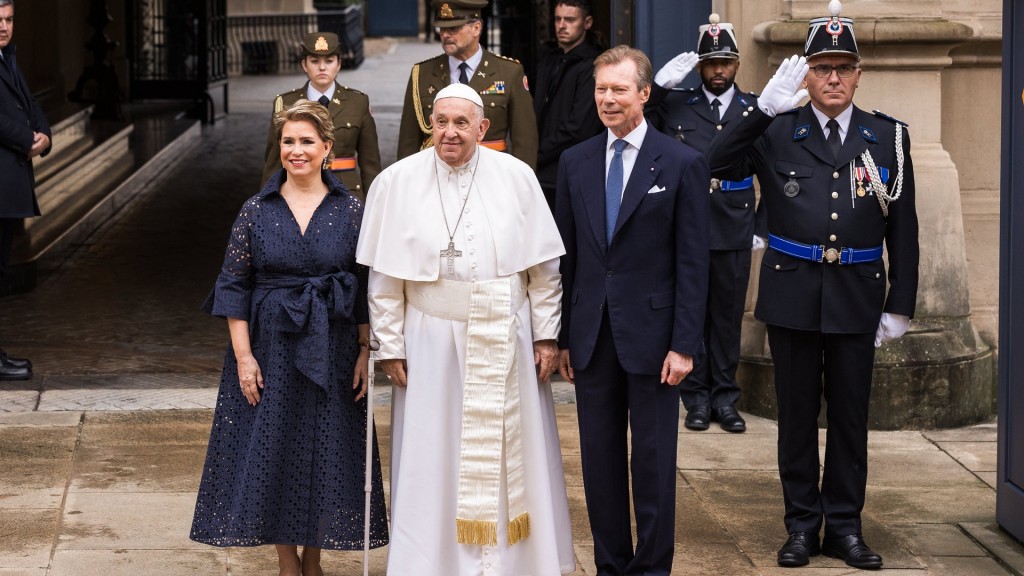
[397,0,538,168]
[647,13,760,434]
[707,0,919,569]
[261,32,381,201]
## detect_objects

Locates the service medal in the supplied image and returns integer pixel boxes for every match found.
[784,178,800,197]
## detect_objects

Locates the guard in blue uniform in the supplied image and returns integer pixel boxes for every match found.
[647,14,760,433]
[707,0,919,569]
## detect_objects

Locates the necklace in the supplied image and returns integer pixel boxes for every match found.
[435,154,480,274]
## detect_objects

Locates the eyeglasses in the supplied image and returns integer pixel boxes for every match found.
[810,64,859,78]
[435,19,479,36]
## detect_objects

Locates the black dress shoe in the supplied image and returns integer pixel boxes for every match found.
[684,405,710,431]
[0,347,31,370]
[712,405,746,433]
[778,532,820,567]
[822,534,882,569]
[0,356,32,381]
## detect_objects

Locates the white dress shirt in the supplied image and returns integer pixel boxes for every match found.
[448,46,483,85]
[702,85,736,120]
[605,120,649,202]
[306,82,337,103]
[811,103,854,144]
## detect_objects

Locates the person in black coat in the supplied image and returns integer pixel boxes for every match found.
[0,0,50,380]
[706,1,918,569]
[647,13,760,434]
[533,0,604,210]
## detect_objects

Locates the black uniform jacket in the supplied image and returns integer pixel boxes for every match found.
[647,84,761,250]
[707,104,919,333]
[262,82,380,200]
[0,44,51,219]
[397,50,538,168]
[533,40,604,191]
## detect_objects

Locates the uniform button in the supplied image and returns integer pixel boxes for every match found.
[716,125,723,131]
[775,264,781,270]
[831,213,838,220]
[742,111,749,117]
[831,192,838,199]
[833,171,840,179]
[830,234,837,242]
[490,102,495,107]
[876,272,881,278]
[355,184,361,190]
[472,263,477,269]
[676,125,682,130]
[789,171,796,176]
[744,202,749,208]
[346,122,351,127]
[748,106,755,112]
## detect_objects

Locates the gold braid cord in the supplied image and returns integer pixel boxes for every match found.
[411,64,434,150]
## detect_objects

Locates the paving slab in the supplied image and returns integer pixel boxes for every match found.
[961,521,1024,575]
[0,508,60,573]
[47,549,225,576]
[69,444,204,493]
[57,492,204,551]
[936,440,998,473]
[868,486,997,524]
[0,411,81,427]
[0,426,78,508]
[892,522,989,557]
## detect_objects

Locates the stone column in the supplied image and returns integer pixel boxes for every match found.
[735,11,993,429]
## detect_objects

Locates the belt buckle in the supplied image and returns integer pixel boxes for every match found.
[824,247,840,264]
[709,178,721,191]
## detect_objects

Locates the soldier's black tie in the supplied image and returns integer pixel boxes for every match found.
[458,62,470,85]
[317,95,330,108]
[711,98,722,123]
[826,118,842,161]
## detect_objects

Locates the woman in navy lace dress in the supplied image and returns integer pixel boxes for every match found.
[191,100,388,576]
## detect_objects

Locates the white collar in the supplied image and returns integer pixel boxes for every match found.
[811,103,854,140]
[606,119,648,152]
[701,85,736,116]
[306,82,337,102]
[449,46,484,80]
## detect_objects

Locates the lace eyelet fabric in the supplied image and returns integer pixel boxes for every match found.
[191,173,388,550]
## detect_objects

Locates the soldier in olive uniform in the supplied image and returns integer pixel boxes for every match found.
[397,0,538,168]
[647,14,760,434]
[261,32,380,201]
[707,1,918,570]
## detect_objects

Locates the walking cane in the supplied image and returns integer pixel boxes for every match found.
[363,334,381,576]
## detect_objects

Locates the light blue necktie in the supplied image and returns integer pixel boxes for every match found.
[605,139,627,244]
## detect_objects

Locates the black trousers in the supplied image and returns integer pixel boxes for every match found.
[767,324,876,537]
[574,311,680,576]
[680,248,751,410]
[0,218,16,279]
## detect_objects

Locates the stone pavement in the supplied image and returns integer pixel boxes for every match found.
[0,38,1022,575]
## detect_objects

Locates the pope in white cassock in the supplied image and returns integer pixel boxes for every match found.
[356,82,575,575]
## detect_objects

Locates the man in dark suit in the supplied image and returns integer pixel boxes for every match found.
[707,1,919,569]
[556,45,710,576]
[647,13,761,433]
[397,0,538,168]
[533,0,604,210]
[261,32,380,201]
[0,0,49,380]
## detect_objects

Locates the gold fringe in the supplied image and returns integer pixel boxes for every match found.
[507,512,531,545]
[456,518,498,546]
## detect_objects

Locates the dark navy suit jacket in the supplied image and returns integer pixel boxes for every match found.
[0,44,50,219]
[556,125,711,373]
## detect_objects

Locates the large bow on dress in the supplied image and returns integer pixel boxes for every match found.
[257,270,358,391]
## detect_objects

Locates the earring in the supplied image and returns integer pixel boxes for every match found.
[322,157,329,171]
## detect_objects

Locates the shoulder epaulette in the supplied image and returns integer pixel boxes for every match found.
[273,95,285,113]
[496,54,521,64]
[670,87,697,93]
[415,54,445,66]
[872,110,909,127]
[339,85,364,95]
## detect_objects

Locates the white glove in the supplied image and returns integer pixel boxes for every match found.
[758,55,809,116]
[752,236,766,251]
[874,313,911,347]
[654,52,700,89]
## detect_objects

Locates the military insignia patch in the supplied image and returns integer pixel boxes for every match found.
[428,85,435,94]
[858,125,877,143]
[440,3,454,18]
[315,36,329,52]
[793,124,810,140]
[687,95,701,105]
[480,81,506,95]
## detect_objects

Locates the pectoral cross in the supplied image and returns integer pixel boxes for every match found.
[440,240,462,274]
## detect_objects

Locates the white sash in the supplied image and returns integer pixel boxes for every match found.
[405,275,531,546]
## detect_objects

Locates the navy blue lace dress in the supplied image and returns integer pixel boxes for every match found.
[190,171,388,550]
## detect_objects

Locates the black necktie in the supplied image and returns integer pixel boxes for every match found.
[826,119,842,161]
[711,98,722,123]
[317,95,330,108]
[458,62,470,85]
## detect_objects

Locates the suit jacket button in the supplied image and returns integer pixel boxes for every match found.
[830,234,837,242]
[775,264,781,270]
[831,213,838,220]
